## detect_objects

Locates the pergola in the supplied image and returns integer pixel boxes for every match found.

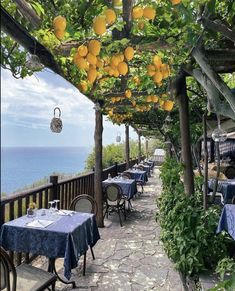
[1,0,235,226]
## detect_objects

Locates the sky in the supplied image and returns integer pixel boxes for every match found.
[1,68,138,148]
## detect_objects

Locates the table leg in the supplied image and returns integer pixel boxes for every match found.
[48,258,76,288]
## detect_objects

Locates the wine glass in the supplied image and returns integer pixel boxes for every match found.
[48,201,54,213]
[53,200,60,211]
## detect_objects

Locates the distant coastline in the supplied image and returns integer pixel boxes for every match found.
[1,146,91,196]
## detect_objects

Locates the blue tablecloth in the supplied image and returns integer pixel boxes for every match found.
[0,209,100,280]
[142,165,151,177]
[103,178,137,199]
[125,169,148,184]
[145,161,155,170]
[216,204,235,240]
[208,179,235,203]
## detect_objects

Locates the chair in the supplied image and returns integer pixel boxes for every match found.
[103,183,126,227]
[137,165,145,171]
[70,194,97,215]
[207,192,224,206]
[225,166,235,179]
[122,172,132,179]
[69,194,97,276]
[0,247,57,291]
[232,196,235,204]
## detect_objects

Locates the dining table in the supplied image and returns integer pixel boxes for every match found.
[208,179,235,204]
[0,209,100,285]
[216,204,235,240]
[102,177,137,200]
[125,169,148,184]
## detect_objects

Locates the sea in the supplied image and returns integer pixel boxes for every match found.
[1,146,91,196]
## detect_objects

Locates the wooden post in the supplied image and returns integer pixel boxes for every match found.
[125,125,130,169]
[94,108,104,227]
[50,175,58,201]
[138,133,141,163]
[175,72,194,196]
[145,139,149,159]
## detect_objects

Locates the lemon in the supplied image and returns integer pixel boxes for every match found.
[88,40,101,56]
[132,7,144,19]
[54,29,65,40]
[105,9,116,24]
[77,45,88,57]
[153,71,163,83]
[143,7,156,20]
[171,0,181,5]
[74,57,88,70]
[124,47,134,61]
[53,16,66,31]
[153,55,162,68]
[152,95,159,103]
[146,96,152,103]
[118,62,128,75]
[93,16,106,35]
[77,81,88,93]
[86,53,97,65]
[138,21,145,29]
[125,90,132,98]
[111,55,120,67]
[97,58,104,68]
[147,64,155,76]
[88,68,97,83]
[163,100,174,111]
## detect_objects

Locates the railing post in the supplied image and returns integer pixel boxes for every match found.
[50,175,58,200]
[115,162,118,176]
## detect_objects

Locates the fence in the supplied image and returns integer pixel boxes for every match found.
[0,157,142,265]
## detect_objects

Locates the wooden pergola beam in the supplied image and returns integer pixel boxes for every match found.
[1,6,63,76]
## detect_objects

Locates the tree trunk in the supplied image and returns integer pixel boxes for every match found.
[175,72,194,196]
[203,113,208,210]
[138,133,141,163]
[145,139,149,159]
[94,109,104,227]
[125,125,130,169]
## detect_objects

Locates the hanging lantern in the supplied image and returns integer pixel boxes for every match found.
[212,127,227,142]
[50,107,63,133]
[116,132,121,142]
[26,54,44,70]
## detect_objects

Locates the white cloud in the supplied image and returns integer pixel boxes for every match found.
[1,69,94,129]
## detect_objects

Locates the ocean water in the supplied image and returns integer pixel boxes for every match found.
[1,147,91,195]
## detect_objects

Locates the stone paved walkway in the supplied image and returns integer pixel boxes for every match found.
[33,167,183,290]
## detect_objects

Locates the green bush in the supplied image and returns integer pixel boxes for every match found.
[158,158,232,277]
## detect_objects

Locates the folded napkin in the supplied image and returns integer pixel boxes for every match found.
[57,210,75,216]
[27,219,54,228]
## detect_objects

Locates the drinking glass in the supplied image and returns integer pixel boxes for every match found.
[48,201,55,213]
[53,200,60,211]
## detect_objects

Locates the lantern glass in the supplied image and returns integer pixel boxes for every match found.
[212,127,227,142]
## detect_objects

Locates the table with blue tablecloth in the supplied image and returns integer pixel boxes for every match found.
[208,179,235,203]
[125,169,148,184]
[0,209,100,280]
[145,161,155,170]
[216,204,235,240]
[102,178,137,200]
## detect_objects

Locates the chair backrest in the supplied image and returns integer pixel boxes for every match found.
[104,183,123,202]
[122,172,132,179]
[225,166,235,179]
[69,194,97,215]
[0,247,17,291]
[137,165,145,171]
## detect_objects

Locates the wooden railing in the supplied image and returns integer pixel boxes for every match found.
[0,157,142,265]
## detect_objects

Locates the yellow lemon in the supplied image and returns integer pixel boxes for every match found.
[86,53,97,65]
[132,100,136,107]
[153,71,163,83]
[53,16,66,31]
[111,55,120,67]
[77,81,88,93]
[132,7,144,19]
[147,64,155,76]
[87,68,97,83]
[74,57,88,70]
[77,45,88,57]
[124,47,134,61]
[143,7,156,20]
[163,100,174,111]
[93,16,106,35]
[54,29,65,40]
[118,62,128,75]
[133,76,140,85]
[152,95,159,103]
[113,0,122,6]
[113,69,120,77]
[153,55,162,68]
[146,96,152,103]
[96,58,104,68]
[105,9,116,25]
[88,40,101,56]
[171,0,181,5]
[125,90,132,98]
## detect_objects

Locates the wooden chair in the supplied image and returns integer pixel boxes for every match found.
[69,194,97,276]
[0,247,57,291]
[103,183,126,227]
[122,172,132,179]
